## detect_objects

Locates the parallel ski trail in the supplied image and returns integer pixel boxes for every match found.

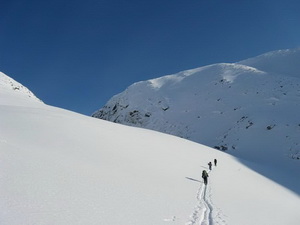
[186,169,227,225]
[202,185,213,225]
[185,180,211,225]
[206,184,228,225]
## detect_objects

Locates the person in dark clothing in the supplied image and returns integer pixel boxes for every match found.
[214,159,217,166]
[202,170,209,185]
[208,162,212,170]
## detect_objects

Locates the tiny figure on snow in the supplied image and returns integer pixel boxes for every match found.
[202,170,209,185]
[214,159,217,166]
[208,162,212,170]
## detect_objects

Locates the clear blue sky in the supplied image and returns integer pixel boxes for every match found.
[1,0,300,115]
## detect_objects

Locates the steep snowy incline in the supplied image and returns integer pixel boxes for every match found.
[1,73,299,225]
[92,60,300,166]
[0,72,42,106]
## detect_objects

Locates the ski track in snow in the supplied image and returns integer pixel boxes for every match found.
[186,170,227,225]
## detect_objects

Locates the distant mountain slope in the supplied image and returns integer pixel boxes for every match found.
[92,49,300,164]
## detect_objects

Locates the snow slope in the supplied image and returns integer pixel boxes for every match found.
[0,72,42,106]
[239,48,300,78]
[1,74,300,224]
[92,49,300,167]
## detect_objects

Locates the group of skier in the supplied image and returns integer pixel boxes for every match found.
[202,159,217,185]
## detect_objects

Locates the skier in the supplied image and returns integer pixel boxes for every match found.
[214,159,217,166]
[202,170,209,185]
[208,162,212,170]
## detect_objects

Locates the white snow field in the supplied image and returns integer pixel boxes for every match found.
[0,72,299,225]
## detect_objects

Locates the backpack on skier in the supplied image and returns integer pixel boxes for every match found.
[202,170,209,178]
[202,170,209,185]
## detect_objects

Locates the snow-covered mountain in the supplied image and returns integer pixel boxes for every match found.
[92,48,300,165]
[240,48,300,78]
[0,72,42,106]
[1,72,299,224]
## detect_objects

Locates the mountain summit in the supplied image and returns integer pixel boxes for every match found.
[93,48,300,164]
[239,48,300,78]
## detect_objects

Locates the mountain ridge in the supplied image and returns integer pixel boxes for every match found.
[239,48,300,78]
[93,48,300,164]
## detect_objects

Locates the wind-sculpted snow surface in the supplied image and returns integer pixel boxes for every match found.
[93,49,300,165]
[1,73,300,224]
